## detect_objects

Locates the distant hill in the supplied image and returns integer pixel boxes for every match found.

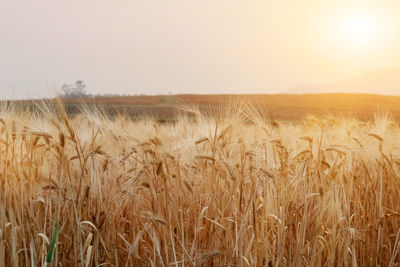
[287,69,400,96]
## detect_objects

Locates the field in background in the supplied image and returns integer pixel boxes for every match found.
[1,98,400,265]
[6,93,400,121]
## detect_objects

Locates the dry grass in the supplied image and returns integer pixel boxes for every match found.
[1,100,400,266]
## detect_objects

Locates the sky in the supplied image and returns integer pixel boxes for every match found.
[1,0,400,99]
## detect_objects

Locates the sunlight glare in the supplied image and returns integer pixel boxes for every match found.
[342,13,380,44]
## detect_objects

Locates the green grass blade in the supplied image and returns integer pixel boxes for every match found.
[46,222,60,266]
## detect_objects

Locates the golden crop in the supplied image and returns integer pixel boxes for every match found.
[1,101,400,266]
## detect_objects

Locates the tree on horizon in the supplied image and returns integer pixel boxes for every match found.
[61,80,87,98]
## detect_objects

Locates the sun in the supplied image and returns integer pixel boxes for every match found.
[341,13,381,46]
[318,6,390,54]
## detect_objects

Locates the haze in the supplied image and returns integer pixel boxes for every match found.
[1,0,400,99]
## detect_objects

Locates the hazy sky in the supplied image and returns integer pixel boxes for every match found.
[1,0,400,99]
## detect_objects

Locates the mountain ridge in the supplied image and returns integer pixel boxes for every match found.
[287,69,400,96]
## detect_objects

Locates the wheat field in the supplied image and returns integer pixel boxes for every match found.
[1,100,400,266]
